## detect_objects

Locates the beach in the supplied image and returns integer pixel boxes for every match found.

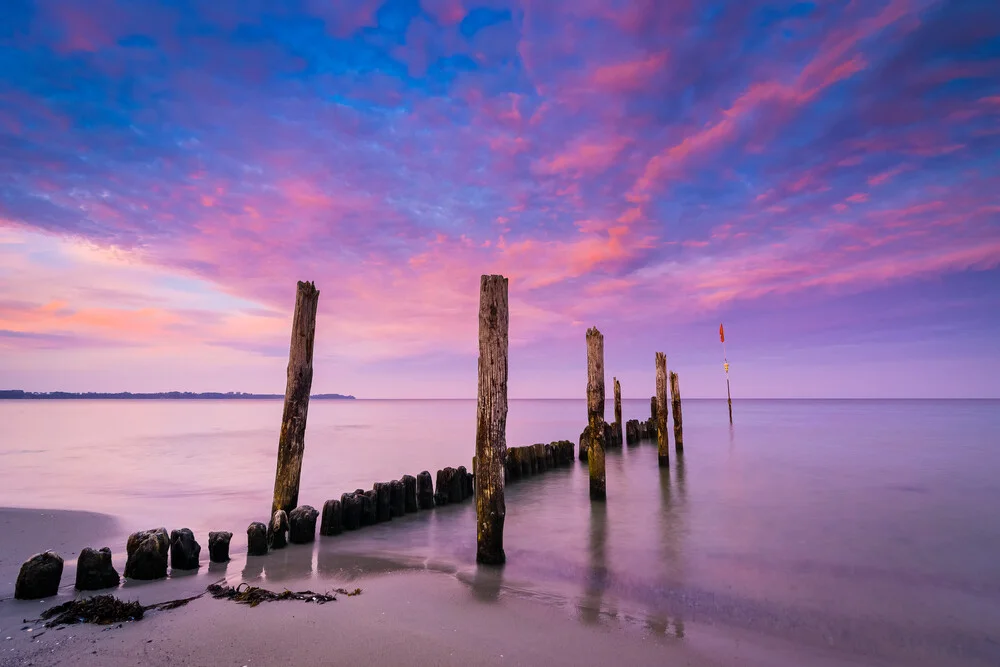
[2,398,999,666]
[0,508,900,667]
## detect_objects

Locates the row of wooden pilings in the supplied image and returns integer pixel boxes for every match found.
[13,274,688,598]
[580,329,686,501]
[267,276,689,567]
[13,444,579,599]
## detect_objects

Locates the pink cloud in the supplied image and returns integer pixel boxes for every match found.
[423,0,466,26]
[533,135,630,176]
[868,165,908,186]
[590,52,669,92]
[846,193,870,203]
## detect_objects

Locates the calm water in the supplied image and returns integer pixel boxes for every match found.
[2,398,999,664]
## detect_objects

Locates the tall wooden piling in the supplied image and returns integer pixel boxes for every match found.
[475,274,509,565]
[613,377,622,444]
[271,281,320,516]
[655,352,669,467]
[586,327,606,500]
[670,371,683,453]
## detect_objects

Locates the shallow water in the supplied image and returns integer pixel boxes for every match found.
[2,398,999,664]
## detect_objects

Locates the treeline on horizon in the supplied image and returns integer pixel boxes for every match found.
[0,390,356,400]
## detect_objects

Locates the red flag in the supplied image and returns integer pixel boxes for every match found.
[719,323,725,343]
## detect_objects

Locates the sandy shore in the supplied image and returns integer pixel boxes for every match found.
[0,508,122,599]
[2,565,887,667]
[0,507,985,667]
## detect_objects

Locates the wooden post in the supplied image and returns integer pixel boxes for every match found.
[475,274,508,565]
[613,377,622,446]
[655,352,669,467]
[586,327,606,500]
[670,371,683,453]
[271,281,319,517]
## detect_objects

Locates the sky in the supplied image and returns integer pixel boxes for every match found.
[0,0,998,399]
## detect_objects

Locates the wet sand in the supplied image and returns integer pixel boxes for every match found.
[0,507,944,667]
[0,508,122,598]
[2,558,888,667]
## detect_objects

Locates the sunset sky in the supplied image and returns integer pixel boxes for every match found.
[1,0,998,398]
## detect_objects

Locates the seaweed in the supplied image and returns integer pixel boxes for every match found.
[206,582,361,607]
[38,596,145,627]
[34,592,203,628]
[31,582,361,628]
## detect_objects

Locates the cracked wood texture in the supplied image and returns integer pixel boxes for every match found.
[476,274,508,565]
[670,371,684,454]
[586,327,606,500]
[655,352,670,468]
[271,281,319,516]
[613,377,622,440]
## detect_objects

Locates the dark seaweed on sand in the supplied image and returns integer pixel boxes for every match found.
[207,582,361,607]
[31,583,361,628]
[35,593,203,628]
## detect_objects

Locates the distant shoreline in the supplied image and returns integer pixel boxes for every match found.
[0,390,355,400]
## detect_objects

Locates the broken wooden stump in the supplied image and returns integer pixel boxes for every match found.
[361,490,378,526]
[625,419,640,445]
[507,447,522,480]
[373,482,392,522]
[169,528,201,570]
[247,522,268,556]
[389,480,406,518]
[447,467,464,503]
[272,280,320,517]
[614,376,622,444]
[532,443,547,472]
[416,471,435,510]
[401,475,418,513]
[320,499,343,536]
[268,510,289,549]
[519,447,532,476]
[586,327,607,501]
[341,493,362,530]
[208,532,233,562]
[455,465,470,501]
[76,547,120,591]
[15,551,63,599]
[650,395,657,422]
[670,371,684,454]
[603,420,617,449]
[125,528,169,580]
[655,352,670,467]
[289,505,319,544]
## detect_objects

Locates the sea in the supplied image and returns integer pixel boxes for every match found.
[1,398,998,665]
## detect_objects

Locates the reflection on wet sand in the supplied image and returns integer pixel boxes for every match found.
[647,453,688,638]
[579,501,608,624]
[262,543,316,583]
[469,561,504,603]
[241,554,265,583]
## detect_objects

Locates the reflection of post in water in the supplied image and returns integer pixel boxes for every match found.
[242,556,265,583]
[580,502,608,624]
[676,453,686,504]
[470,560,504,603]
[645,452,689,637]
[261,542,316,583]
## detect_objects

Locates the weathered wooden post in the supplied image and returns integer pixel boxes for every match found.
[655,352,670,467]
[613,377,622,446]
[587,327,606,500]
[475,274,508,565]
[670,371,684,453]
[271,281,320,516]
